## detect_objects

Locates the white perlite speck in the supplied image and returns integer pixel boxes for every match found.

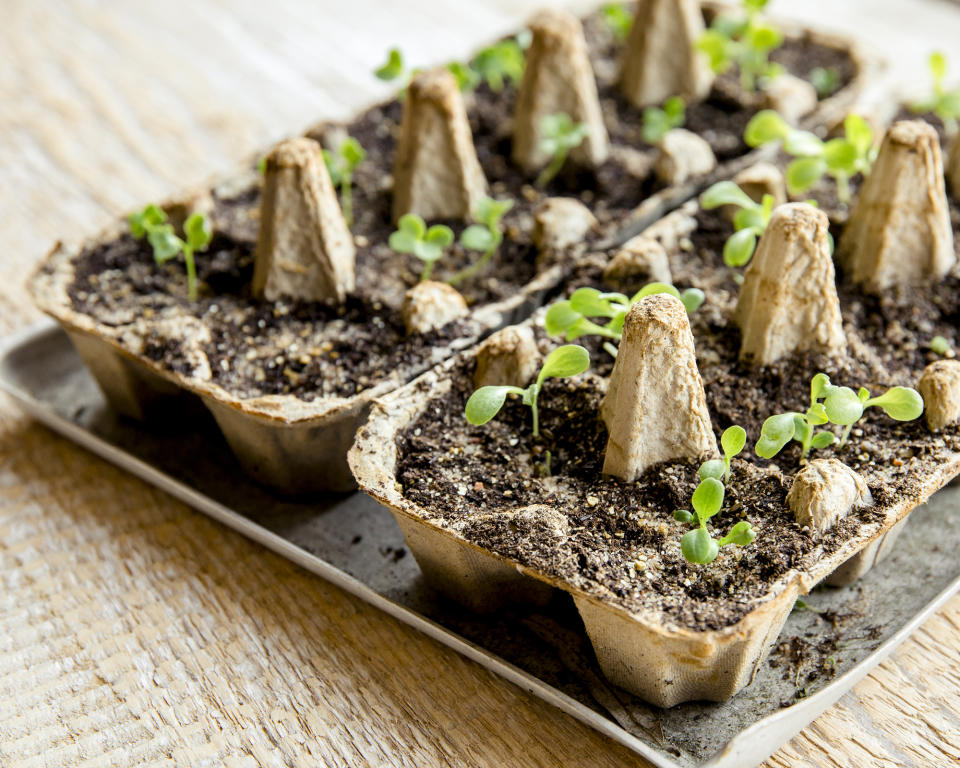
[735,203,846,365]
[253,137,356,305]
[512,8,609,172]
[392,68,487,223]
[618,0,713,108]
[601,294,717,482]
[787,459,871,537]
[837,120,954,293]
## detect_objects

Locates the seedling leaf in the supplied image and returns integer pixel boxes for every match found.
[721,425,747,457]
[465,385,524,425]
[539,344,590,381]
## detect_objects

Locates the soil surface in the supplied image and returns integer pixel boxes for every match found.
[395,191,960,632]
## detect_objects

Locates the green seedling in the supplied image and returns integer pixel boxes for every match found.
[911,51,960,136]
[465,344,590,439]
[375,48,406,82]
[756,373,924,460]
[809,66,840,98]
[322,137,366,227]
[544,283,705,357]
[744,111,876,203]
[700,181,776,267]
[698,426,747,485]
[600,3,633,43]
[472,38,526,92]
[449,196,514,287]
[375,47,475,94]
[129,204,212,301]
[642,96,686,144]
[536,113,590,187]
[447,61,481,91]
[389,214,454,282]
[696,0,783,92]
[930,335,955,358]
[673,478,756,564]
[821,382,925,449]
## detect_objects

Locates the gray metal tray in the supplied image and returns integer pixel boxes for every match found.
[2,320,959,768]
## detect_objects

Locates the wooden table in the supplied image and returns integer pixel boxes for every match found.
[1,1,958,765]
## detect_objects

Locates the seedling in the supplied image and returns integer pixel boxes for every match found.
[821,382,924,448]
[465,344,590,439]
[600,3,633,43]
[696,0,783,92]
[930,335,955,358]
[756,373,839,459]
[809,66,840,98]
[536,113,590,188]
[698,426,747,484]
[472,38,526,92]
[700,181,776,267]
[673,478,756,564]
[642,97,686,144]
[389,214,454,282]
[447,61,481,91]
[375,48,406,82]
[322,137,366,227]
[449,196,514,287]
[129,204,212,301]
[756,373,924,459]
[544,283,705,357]
[911,51,960,136]
[744,111,876,203]
[375,47,475,94]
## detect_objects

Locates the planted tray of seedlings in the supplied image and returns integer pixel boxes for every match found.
[25,0,872,496]
[4,320,960,768]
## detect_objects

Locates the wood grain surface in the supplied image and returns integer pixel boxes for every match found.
[1,1,959,765]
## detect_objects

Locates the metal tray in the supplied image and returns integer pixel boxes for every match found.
[2,320,959,768]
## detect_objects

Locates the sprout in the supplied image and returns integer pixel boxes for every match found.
[744,111,876,203]
[756,373,925,460]
[448,196,514,287]
[911,51,960,136]
[809,66,840,98]
[471,38,526,92]
[375,47,475,94]
[930,335,955,358]
[600,3,633,43]
[129,205,212,301]
[389,214,454,282]
[823,384,925,448]
[544,283,705,357]
[536,113,590,188]
[374,48,405,82]
[673,477,756,564]
[642,97,686,144]
[696,0,783,92]
[700,181,777,268]
[447,61,481,91]
[465,344,590,439]
[322,137,366,227]
[699,425,747,484]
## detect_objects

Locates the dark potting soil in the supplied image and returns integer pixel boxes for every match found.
[395,198,960,632]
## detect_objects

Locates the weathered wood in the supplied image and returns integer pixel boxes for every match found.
[1,1,959,766]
